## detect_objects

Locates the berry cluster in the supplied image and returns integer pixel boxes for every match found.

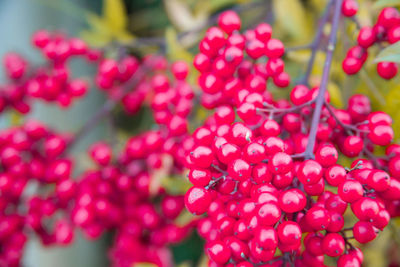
[0,120,75,266]
[194,10,289,110]
[73,135,193,267]
[342,7,400,79]
[1,2,400,267]
[150,60,194,134]
[186,93,400,266]
[184,10,400,267]
[72,58,196,267]
[0,31,97,114]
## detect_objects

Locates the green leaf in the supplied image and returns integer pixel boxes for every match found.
[373,0,400,8]
[103,0,128,31]
[374,42,400,63]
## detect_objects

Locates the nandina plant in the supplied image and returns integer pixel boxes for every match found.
[1,0,400,266]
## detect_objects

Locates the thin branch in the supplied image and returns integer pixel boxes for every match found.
[303,0,343,160]
[324,101,369,135]
[297,0,335,86]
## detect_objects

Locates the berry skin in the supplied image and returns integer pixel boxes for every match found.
[388,25,400,43]
[188,168,212,187]
[342,57,362,75]
[268,152,293,175]
[351,197,380,221]
[265,39,285,58]
[357,27,376,48]
[217,143,241,164]
[207,240,232,264]
[338,179,363,203]
[255,23,272,42]
[257,202,281,226]
[342,135,363,157]
[277,221,302,245]
[315,144,338,167]
[218,11,241,34]
[353,221,377,244]
[322,233,345,257]
[253,227,278,250]
[297,160,323,185]
[278,188,306,213]
[342,0,358,17]
[306,206,331,231]
[368,124,394,146]
[290,84,310,105]
[273,72,290,88]
[228,159,252,181]
[377,62,398,79]
[190,146,214,168]
[89,142,112,166]
[185,186,213,215]
[367,170,390,192]
[338,254,361,267]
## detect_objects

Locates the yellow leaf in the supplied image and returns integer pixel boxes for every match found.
[10,111,22,126]
[175,209,194,227]
[383,85,400,114]
[327,82,343,108]
[165,27,194,63]
[103,0,128,31]
[160,175,192,195]
[80,30,112,47]
[86,13,114,36]
[285,50,311,63]
[273,0,312,41]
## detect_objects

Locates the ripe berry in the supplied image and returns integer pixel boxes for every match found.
[342,0,358,17]
[268,152,293,174]
[185,186,213,215]
[377,62,398,79]
[265,39,284,58]
[338,179,363,203]
[277,221,302,245]
[228,159,252,181]
[357,27,376,48]
[207,240,231,264]
[322,233,345,257]
[342,57,362,75]
[297,160,323,185]
[353,221,377,243]
[218,11,241,34]
[278,188,306,213]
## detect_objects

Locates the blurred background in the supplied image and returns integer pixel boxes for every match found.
[1,0,400,266]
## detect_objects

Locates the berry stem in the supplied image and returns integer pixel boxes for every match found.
[303,0,343,160]
[257,99,315,114]
[324,101,369,135]
[298,0,335,86]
